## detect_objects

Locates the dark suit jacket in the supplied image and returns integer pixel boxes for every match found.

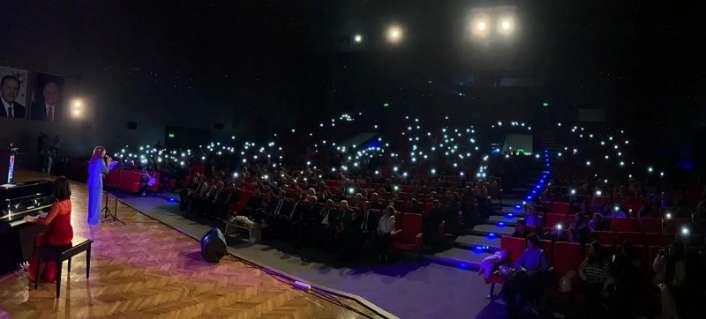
[0,101,26,119]
[30,102,61,121]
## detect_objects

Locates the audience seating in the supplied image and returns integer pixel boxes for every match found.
[551,241,583,274]
[551,202,571,215]
[591,231,617,246]
[539,239,553,260]
[545,213,570,230]
[643,232,674,247]
[639,218,662,233]
[392,213,424,255]
[662,218,689,234]
[486,236,526,300]
[610,218,640,232]
[501,236,526,262]
[616,231,643,245]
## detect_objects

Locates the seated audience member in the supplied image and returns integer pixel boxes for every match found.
[588,212,606,232]
[504,234,549,316]
[375,206,400,262]
[478,250,510,280]
[524,204,542,230]
[652,241,686,319]
[569,212,590,244]
[512,220,530,238]
[579,241,610,317]
[139,168,157,196]
[610,204,626,218]
[423,199,444,246]
[608,240,641,318]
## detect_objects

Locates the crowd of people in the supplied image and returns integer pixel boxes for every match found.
[108,119,705,318]
[178,161,503,263]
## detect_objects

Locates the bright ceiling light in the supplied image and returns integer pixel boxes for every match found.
[386,25,403,44]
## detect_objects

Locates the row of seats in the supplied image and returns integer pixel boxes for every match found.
[544,214,686,234]
[548,198,649,215]
[104,169,160,193]
[228,188,425,254]
[500,235,666,279]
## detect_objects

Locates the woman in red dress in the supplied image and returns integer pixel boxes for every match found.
[24,176,74,283]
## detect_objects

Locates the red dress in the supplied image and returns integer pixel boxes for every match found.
[28,200,73,282]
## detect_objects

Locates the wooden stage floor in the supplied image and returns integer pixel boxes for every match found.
[0,171,373,319]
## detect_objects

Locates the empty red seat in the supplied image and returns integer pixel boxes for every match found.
[610,218,639,232]
[500,236,526,263]
[552,241,583,274]
[639,218,662,233]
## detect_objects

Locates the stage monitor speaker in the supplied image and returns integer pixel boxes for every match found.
[200,227,226,263]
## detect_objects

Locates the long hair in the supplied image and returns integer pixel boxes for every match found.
[91,146,106,161]
[53,176,71,200]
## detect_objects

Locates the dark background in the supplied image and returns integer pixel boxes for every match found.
[0,0,704,167]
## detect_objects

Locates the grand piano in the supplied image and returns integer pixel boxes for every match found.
[0,180,56,275]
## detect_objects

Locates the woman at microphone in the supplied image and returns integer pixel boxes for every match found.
[86,146,115,225]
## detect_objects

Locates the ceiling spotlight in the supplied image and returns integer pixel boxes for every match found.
[499,17,515,35]
[354,34,363,43]
[72,99,82,108]
[386,25,403,44]
[471,17,490,38]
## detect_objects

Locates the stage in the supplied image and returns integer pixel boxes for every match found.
[111,190,506,319]
[0,171,374,319]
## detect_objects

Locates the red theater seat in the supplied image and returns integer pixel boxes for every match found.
[551,202,571,215]
[610,218,639,233]
[639,218,662,233]
[392,213,423,253]
[552,241,583,274]
[616,232,643,245]
[591,231,617,246]
[539,239,553,260]
[545,213,569,230]
[500,236,526,262]
[662,218,689,234]
[643,232,674,247]
[486,236,526,300]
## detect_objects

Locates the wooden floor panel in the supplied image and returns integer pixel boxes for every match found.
[0,171,374,319]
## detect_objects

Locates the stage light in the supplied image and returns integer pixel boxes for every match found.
[665,212,672,220]
[354,34,363,43]
[471,16,490,39]
[555,223,563,230]
[72,109,81,118]
[570,189,576,195]
[72,98,82,108]
[499,17,515,35]
[595,190,602,196]
[386,25,403,44]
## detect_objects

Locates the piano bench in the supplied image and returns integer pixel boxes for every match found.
[34,237,92,298]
